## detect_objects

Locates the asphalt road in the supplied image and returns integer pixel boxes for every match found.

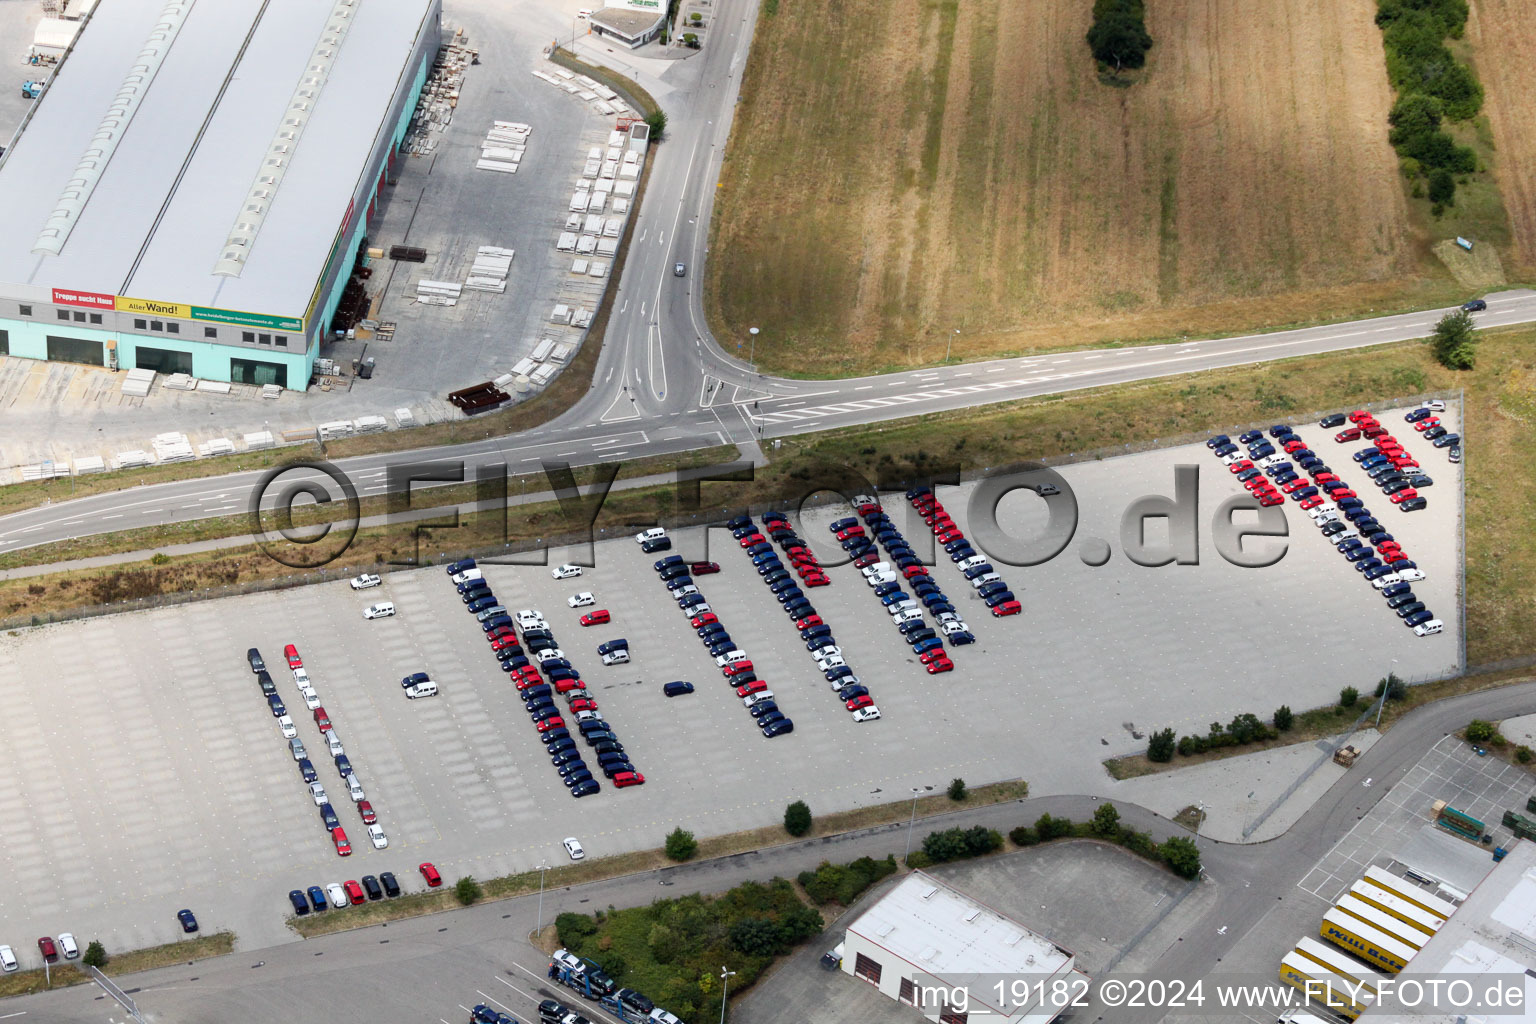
[0,0,1527,556]
[2,679,1530,1024]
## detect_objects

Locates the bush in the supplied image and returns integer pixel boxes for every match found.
[643,109,667,142]
[798,855,896,905]
[1147,727,1176,762]
[1376,672,1408,701]
[1087,0,1153,71]
[82,940,107,968]
[1517,745,1533,764]
[921,826,1001,863]
[1340,686,1360,709]
[784,800,812,837]
[947,777,968,801]
[905,850,933,869]
[557,912,599,946]
[1274,705,1294,731]
[1120,829,1158,857]
[1035,813,1074,840]
[1092,803,1121,837]
[665,827,698,862]
[455,876,483,905]
[729,917,783,956]
[1428,168,1456,206]
[1160,836,1202,879]
[1465,719,1497,743]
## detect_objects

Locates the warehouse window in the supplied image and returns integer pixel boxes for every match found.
[57,309,69,320]
[73,311,86,322]
[134,318,147,330]
[204,326,218,339]
[258,333,271,345]
[45,334,104,366]
[938,1009,968,1024]
[134,345,192,375]
[150,320,163,332]
[854,953,882,984]
[899,979,917,1006]
[89,313,103,324]
[275,335,288,348]
[166,323,179,334]
[18,304,31,316]
[242,331,255,343]
[0,329,8,355]
[230,357,286,388]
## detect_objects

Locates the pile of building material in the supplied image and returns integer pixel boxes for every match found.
[394,408,415,427]
[73,456,106,475]
[260,384,283,400]
[196,379,231,394]
[318,420,355,441]
[416,279,461,306]
[163,373,196,391]
[120,367,155,397]
[19,462,70,482]
[244,430,277,450]
[404,34,475,156]
[354,415,388,433]
[477,121,530,173]
[198,438,235,457]
[530,64,632,117]
[464,245,514,293]
[151,432,194,462]
[114,449,154,470]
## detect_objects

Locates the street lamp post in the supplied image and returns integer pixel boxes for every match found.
[1376,659,1398,729]
[748,327,759,372]
[947,329,958,362]
[535,861,551,941]
[903,785,933,860]
[720,966,736,1024]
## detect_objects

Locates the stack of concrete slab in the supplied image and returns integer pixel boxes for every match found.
[416,279,461,306]
[20,463,70,481]
[318,421,355,440]
[151,432,195,462]
[478,121,531,173]
[464,246,513,293]
[260,384,283,400]
[198,438,235,457]
[354,415,388,433]
[163,373,196,391]
[548,342,575,363]
[114,450,154,469]
[73,456,106,475]
[196,379,231,394]
[587,260,608,278]
[120,367,155,397]
[244,430,276,449]
[394,408,416,427]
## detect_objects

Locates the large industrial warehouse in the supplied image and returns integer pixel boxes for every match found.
[0,0,441,389]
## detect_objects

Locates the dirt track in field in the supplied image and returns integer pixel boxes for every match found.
[708,0,1437,375]
[1468,0,1536,274]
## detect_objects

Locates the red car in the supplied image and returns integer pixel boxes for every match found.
[536,717,565,733]
[313,707,332,732]
[1382,551,1409,563]
[613,771,646,788]
[833,527,863,541]
[357,800,377,824]
[491,635,521,652]
[919,648,948,664]
[1282,439,1306,453]
[1281,479,1308,493]
[853,552,882,569]
[1259,494,1284,507]
[1335,428,1362,442]
[925,657,955,674]
[846,694,874,710]
[1313,471,1338,483]
[569,696,599,712]
[735,680,768,697]
[1389,489,1419,504]
[1348,409,1372,423]
[420,862,442,887]
[487,627,517,643]
[796,614,824,630]
[332,827,352,856]
[1415,417,1440,432]
[991,600,1021,617]
[935,529,963,545]
[722,661,755,677]
[555,678,585,694]
[691,562,720,575]
[690,611,718,628]
[1330,489,1356,500]
[284,644,303,669]
[856,501,881,515]
[1298,495,1324,510]
[1362,425,1387,439]
[739,533,766,547]
[344,880,365,905]
[804,574,830,587]
[1376,544,1403,557]
[37,937,58,963]
[903,566,930,579]
[1227,459,1254,474]
[579,609,611,626]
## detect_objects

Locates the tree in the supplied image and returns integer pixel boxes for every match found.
[1147,727,1176,762]
[1087,10,1153,71]
[1430,309,1477,369]
[778,901,825,943]
[82,940,107,968]
[1274,705,1294,731]
[557,912,598,946]
[644,109,668,142]
[729,917,783,956]
[784,800,812,837]
[1340,686,1360,709]
[1376,672,1408,702]
[1388,93,1444,144]
[1160,836,1202,879]
[1009,825,1039,846]
[455,875,483,905]
[1092,803,1121,837]
[665,827,698,861]
[1465,719,1497,743]
[922,827,970,862]
[947,777,968,801]
[1428,168,1456,206]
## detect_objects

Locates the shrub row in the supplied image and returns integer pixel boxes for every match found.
[906,825,1004,867]
[1087,0,1152,73]
[1374,0,1482,210]
[798,855,898,906]
[1009,807,1201,879]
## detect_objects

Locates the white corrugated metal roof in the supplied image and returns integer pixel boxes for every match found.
[0,0,436,319]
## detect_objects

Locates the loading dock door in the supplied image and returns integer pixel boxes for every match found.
[230,357,287,388]
[899,978,917,1006]
[854,952,882,985]
[135,345,193,375]
[46,334,104,366]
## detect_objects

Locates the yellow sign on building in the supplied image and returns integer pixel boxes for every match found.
[115,295,191,318]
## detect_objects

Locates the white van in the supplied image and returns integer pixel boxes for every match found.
[714,650,748,667]
[1397,568,1427,582]
[363,602,396,619]
[451,568,483,585]
[742,690,775,708]
[347,775,366,802]
[58,934,79,960]
[970,573,1001,589]
[956,555,987,571]
[634,528,666,545]
[601,650,631,666]
[0,944,17,972]
[404,680,438,699]
[1413,619,1443,637]
[326,732,344,757]
[865,572,897,587]
[859,561,891,578]
[567,592,596,608]
[516,609,546,629]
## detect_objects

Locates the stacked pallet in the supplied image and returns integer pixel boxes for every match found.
[244,430,277,450]
[477,121,531,174]
[151,432,195,462]
[355,415,388,433]
[261,384,283,400]
[73,456,106,475]
[464,246,513,293]
[120,367,155,397]
[196,379,232,394]
[198,438,236,457]
[163,373,196,390]
[114,450,154,470]
[403,37,474,155]
[416,279,462,306]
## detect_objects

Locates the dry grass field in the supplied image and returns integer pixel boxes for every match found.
[709,0,1455,375]
[1467,0,1536,276]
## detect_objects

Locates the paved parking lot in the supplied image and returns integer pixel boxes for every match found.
[0,409,1464,959]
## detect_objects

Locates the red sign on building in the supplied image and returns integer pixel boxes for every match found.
[51,287,116,310]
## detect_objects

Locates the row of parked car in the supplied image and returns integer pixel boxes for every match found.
[1401,404,1462,463]
[839,498,958,673]
[761,510,829,587]
[662,538,799,735]
[1329,410,1430,512]
[905,486,1021,619]
[287,861,443,915]
[247,645,382,857]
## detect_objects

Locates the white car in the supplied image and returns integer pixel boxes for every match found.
[292,666,310,686]
[1428,399,1446,411]
[551,564,583,579]
[955,556,986,572]
[634,528,666,545]
[349,573,382,590]
[864,572,897,587]
[851,706,882,723]
[516,609,546,629]
[1220,452,1246,465]
[300,686,322,710]
[563,836,585,860]
[940,620,969,635]
[816,654,847,670]
[326,882,347,908]
[309,782,328,806]
[326,732,345,757]
[970,573,1001,590]
[363,602,396,619]
[575,709,603,723]
[1413,619,1443,637]
[828,674,861,690]
[683,602,710,616]
[893,608,923,624]
[347,775,366,802]
[742,690,775,708]
[1396,568,1426,582]
[567,592,596,608]
[57,933,78,960]
[552,949,583,972]
[810,645,841,662]
[0,944,17,972]
[278,715,297,739]
[714,650,748,667]
[671,584,699,599]
[535,648,567,663]
[367,824,388,849]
